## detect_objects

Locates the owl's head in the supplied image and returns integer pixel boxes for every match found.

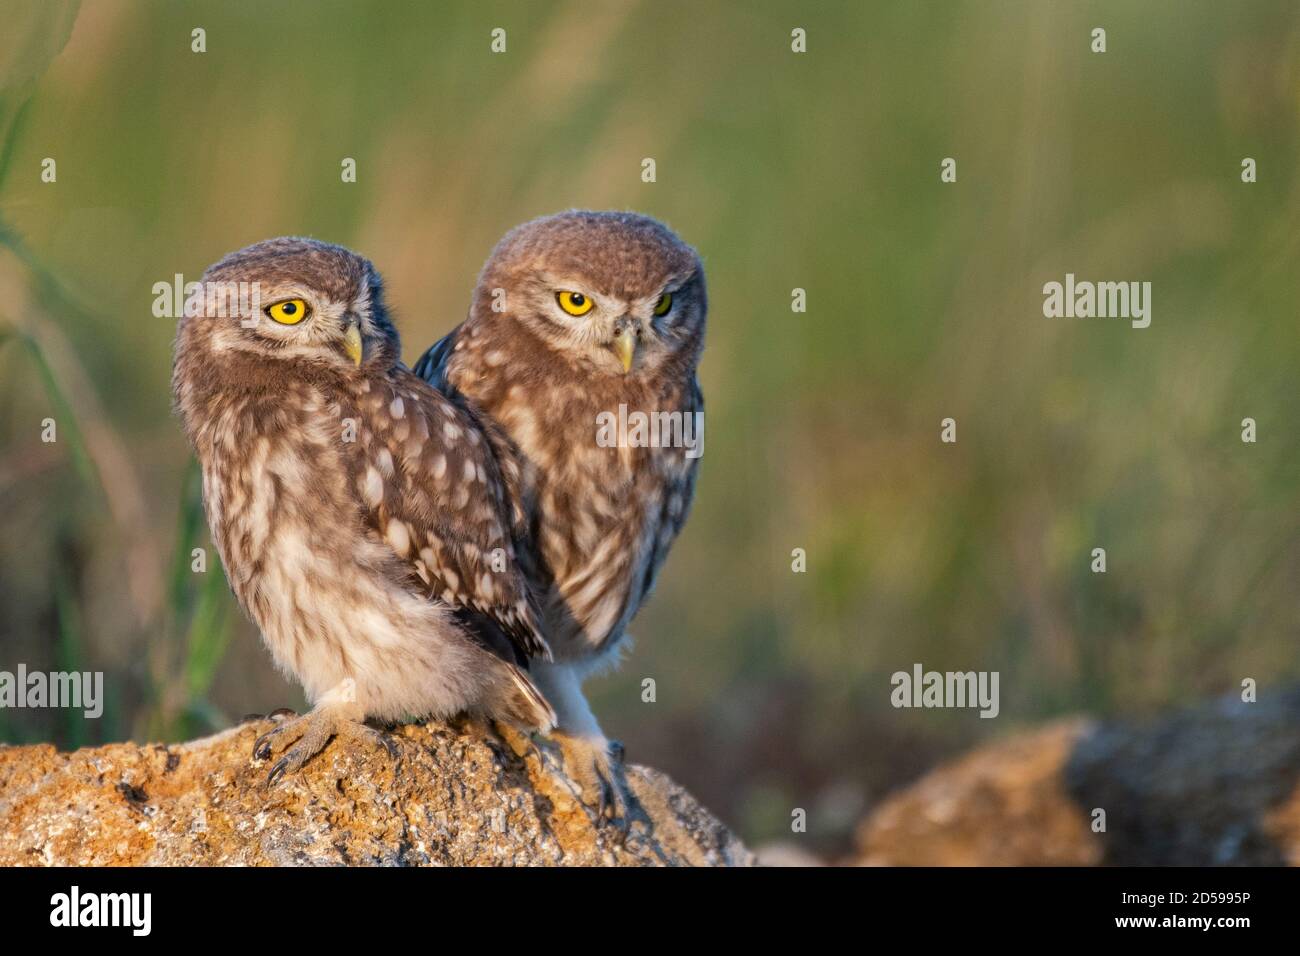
[471,210,706,378]
[179,237,399,375]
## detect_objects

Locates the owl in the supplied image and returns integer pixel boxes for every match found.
[172,237,557,783]
[414,210,707,818]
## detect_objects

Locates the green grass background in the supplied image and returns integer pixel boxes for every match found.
[1,0,1297,853]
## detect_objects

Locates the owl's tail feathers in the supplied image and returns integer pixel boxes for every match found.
[500,663,557,735]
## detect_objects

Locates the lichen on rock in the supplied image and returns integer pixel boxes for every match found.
[0,719,753,867]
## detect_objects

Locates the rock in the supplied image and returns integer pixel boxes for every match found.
[0,719,753,866]
[856,719,1100,866]
[856,690,1300,866]
[1065,690,1300,865]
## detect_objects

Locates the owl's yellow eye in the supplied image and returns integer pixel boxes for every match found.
[266,298,310,325]
[556,291,594,317]
[653,293,673,316]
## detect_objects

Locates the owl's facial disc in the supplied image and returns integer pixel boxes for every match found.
[262,294,365,364]
[213,287,373,371]
[196,237,401,374]
[535,276,685,376]
[542,282,637,374]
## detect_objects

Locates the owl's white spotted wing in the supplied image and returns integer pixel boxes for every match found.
[347,370,550,661]
[413,323,532,536]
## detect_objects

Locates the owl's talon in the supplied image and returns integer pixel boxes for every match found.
[252,691,372,783]
[339,720,402,760]
[551,732,632,829]
[597,766,631,840]
[253,694,398,785]
[252,733,276,761]
[268,707,298,720]
[608,739,626,764]
[267,756,292,786]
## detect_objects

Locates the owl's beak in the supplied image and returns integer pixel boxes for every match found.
[612,325,637,374]
[343,322,363,367]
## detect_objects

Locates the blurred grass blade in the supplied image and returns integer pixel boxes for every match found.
[0,1,80,192]
[18,330,97,488]
[166,458,205,622]
[52,556,87,749]
[183,544,232,701]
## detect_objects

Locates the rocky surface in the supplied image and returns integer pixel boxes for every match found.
[856,719,1101,866]
[857,691,1300,865]
[0,718,753,866]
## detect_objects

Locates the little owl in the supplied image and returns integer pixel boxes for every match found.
[415,210,707,818]
[172,237,558,783]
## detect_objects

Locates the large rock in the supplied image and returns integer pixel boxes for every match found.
[0,719,753,866]
[856,719,1101,866]
[857,691,1300,866]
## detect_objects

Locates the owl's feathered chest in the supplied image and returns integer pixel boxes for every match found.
[448,348,701,652]
[181,383,356,611]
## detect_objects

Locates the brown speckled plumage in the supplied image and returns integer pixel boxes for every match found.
[172,237,554,745]
[415,210,707,806]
